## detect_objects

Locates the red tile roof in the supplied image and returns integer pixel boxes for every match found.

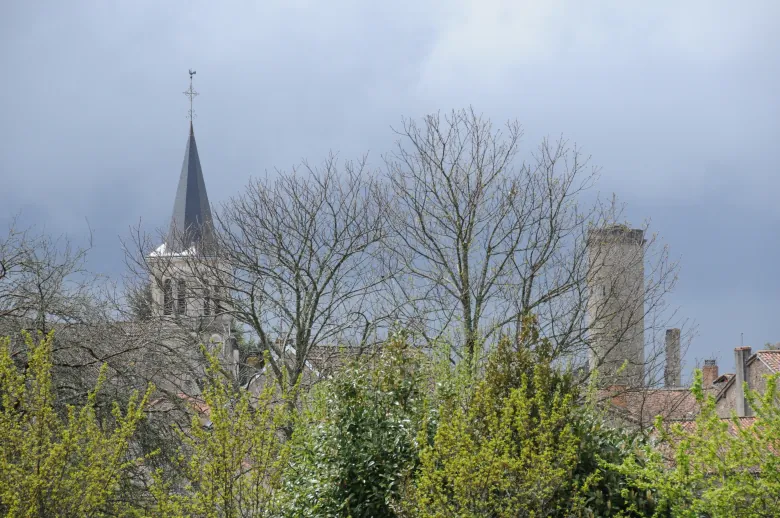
[634,389,698,422]
[176,393,210,416]
[669,416,757,434]
[600,386,699,426]
[147,393,210,416]
[756,350,780,373]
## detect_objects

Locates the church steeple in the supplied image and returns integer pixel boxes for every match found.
[166,70,214,253]
[145,71,238,388]
[166,121,214,252]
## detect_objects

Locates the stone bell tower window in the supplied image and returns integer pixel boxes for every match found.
[177,279,187,315]
[163,279,173,315]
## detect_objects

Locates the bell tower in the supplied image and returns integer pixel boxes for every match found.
[148,70,238,382]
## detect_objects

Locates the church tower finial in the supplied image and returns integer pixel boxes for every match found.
[184,69,198,125]
[165,70,214,253]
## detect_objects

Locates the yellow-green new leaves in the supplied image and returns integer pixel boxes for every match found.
[0,332,152,517]
[152,349,291,517]
[408,331,584,518]
[614,370,780,518]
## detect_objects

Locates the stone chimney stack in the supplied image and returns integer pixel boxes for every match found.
[702,359,718,388]
[734,346,751,417]
[664,328,681,387]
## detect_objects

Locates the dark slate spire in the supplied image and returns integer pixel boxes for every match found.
[166,122,214,252]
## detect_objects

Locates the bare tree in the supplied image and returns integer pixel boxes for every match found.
[0,218,118,396]
[0,219,179,398]
[382,108,684,383]
[117,107,687,433]
[0,217,98,332]
[0,219,207,497]
[176,155,389,397]
[383,108,590,360]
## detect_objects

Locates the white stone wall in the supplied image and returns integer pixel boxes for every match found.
[149,252,230,325]
[146,250,239,391]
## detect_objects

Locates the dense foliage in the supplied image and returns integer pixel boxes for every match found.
[408,341,583,516]
[614,370,780,517]
[281,337,426,517]
[403,317,654,517]
[151,350,292,517]
[1,328,779,517]
[569,411,657,516]
[0,332,151,517]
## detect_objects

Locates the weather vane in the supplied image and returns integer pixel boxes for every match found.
[183,69,198,122]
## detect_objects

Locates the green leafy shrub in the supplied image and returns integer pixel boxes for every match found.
[151,350,292,517]
[404,318,585,517]
[0,332,151,517]
[614,370,780,517]
[282,336,427,518]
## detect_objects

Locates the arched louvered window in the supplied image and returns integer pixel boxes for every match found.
[163,279,173,315]
[177,279,187,315]
[214,287,223,314]
[204,287,211,316]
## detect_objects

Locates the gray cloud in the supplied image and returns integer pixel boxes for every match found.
[2,0,778,375]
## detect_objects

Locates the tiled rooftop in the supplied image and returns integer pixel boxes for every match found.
[671,416,757,434]
[601,386,699,426]
[756,350,780,373]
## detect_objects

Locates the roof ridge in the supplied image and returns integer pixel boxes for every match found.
[756,350,780,373]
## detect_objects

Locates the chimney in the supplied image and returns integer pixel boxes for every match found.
[702,359,718,389]
[664,328,681,387]
[734,347,751,417]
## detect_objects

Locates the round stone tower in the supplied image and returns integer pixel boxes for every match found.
[586,225,646,386]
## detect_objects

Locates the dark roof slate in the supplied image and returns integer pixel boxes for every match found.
[166,122,214,252]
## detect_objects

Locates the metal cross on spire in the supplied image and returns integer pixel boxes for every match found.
[183,69,199,122]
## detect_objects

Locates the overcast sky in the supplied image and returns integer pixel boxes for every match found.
[2,1,779,376]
